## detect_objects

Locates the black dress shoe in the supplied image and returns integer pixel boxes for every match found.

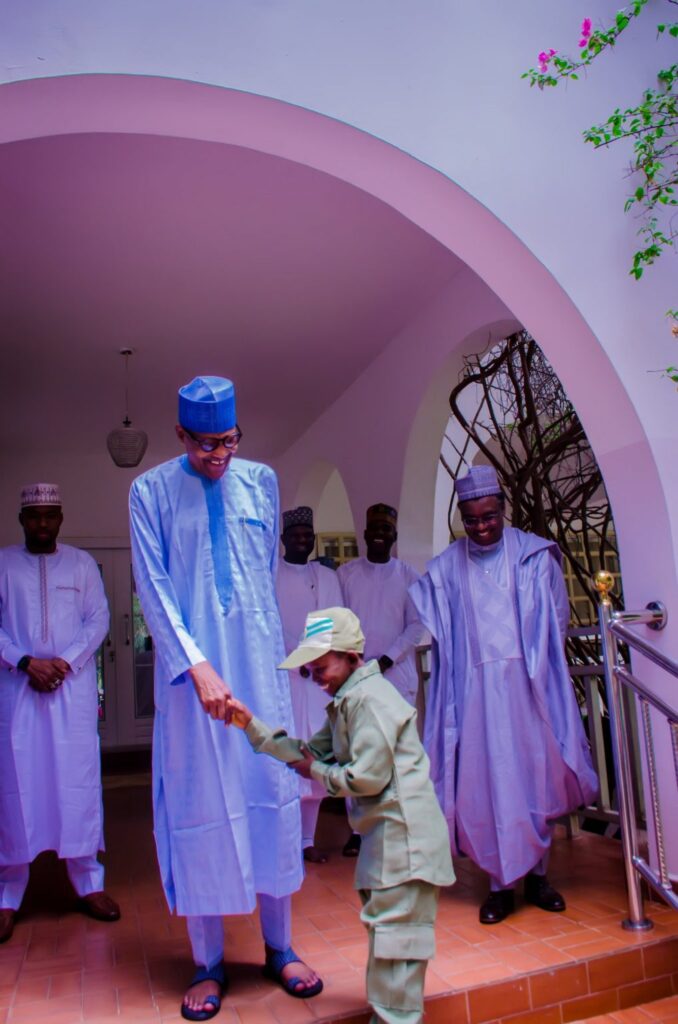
[342,833,361,857]
[0,909,16,943]
[79,891,121,922]
[479,889,515,924]
[524,873,566,912]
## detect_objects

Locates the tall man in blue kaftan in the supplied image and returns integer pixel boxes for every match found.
[129,377,321,1021]
[0,484,119,945]
[410,466,598,925]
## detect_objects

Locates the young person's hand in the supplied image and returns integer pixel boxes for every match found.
[224,696,252,729]
[288,743,315,779]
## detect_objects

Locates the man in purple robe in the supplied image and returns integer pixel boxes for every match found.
[410,465,598,924]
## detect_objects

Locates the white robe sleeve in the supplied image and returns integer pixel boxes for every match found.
[383,565,426,665]
[60,555,111,673]
[0,625,23,670]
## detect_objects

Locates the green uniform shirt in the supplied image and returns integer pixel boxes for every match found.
[245,660,455,891]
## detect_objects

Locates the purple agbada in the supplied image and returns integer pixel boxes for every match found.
[410,527,598,888]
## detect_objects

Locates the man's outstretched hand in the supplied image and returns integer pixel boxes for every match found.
[189,661,232,719]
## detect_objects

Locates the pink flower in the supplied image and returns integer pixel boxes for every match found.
[537,49,557,73]
[579,17,592,47]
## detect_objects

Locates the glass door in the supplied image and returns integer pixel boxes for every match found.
[87,548,154,750]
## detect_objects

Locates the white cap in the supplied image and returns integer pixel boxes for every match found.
[279,607,365,670]
[20,483,62,508]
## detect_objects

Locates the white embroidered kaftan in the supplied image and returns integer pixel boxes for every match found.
[337,557,424,704]
[276,559,342,800]
[0,544,109,865]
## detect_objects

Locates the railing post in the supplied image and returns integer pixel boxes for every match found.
[594,571,653,931]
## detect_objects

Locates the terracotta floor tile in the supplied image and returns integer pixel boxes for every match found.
[82,989,119,1017]
[10,994,84,1021]
[9,786,676,1024]
[643,995,678,1019]
[521,940,577,966]
[48,970,84,999]
[13,974,51,1004]
[233,1004,281,1023]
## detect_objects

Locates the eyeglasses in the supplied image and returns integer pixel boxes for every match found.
[461,512,501,528]
[184,426,242,452]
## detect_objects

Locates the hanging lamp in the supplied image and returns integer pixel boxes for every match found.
[106,348,149,467]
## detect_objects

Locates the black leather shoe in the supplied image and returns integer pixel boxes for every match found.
[79,891,121,922]
[342,833,361,857]
[0,909,16,943]
[479,889,514,924]
[524,873,566,912]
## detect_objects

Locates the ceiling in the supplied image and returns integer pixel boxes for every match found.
[0,131,462,461]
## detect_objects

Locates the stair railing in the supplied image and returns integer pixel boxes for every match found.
[594,570,678,931]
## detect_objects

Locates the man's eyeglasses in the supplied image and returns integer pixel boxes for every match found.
[461,512,501,528]
[184,427,243,452]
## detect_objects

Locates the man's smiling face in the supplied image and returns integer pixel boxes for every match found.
[175,424,241,481]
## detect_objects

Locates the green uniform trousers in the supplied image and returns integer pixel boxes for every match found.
[359,880,439,1024]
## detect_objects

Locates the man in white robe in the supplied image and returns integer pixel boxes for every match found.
[337,504,424,707]
[338,503,424,858]
[410,466,598,925]
[129,376,322,1021]
[276,505,342,862]
[0,483,119,944]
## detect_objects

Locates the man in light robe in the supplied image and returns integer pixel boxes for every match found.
[129,377,322,1021]
[338,503,425,857]
[276,505,343,863]
[337,504,424,705]
[410,465,598,925]
[0,484,120,944]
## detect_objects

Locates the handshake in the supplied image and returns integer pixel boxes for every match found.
[223,696,252,730]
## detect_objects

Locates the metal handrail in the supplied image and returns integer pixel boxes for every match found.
[594,571,678,930]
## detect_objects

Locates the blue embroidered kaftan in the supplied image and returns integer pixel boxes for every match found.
[129,455,302,917]
[410,528,598,888]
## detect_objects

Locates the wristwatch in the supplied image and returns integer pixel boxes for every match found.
[17,655,32,673]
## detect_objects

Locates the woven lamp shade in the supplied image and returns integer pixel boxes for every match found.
[106,420,148,467]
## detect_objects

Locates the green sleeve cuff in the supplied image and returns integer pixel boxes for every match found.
[244,716,273,747]
[310,762,331,788]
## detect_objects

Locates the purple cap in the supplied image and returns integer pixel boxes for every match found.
[456,465,502,502]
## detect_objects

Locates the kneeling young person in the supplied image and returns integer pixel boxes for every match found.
[226,607,455,1024]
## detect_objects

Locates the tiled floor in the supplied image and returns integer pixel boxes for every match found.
[580,993,678,1021]
[1,784,676,1023]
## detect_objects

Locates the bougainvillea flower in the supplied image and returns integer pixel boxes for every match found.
[537,49,557,73]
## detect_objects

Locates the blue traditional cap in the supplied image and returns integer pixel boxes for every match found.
[456,465,502,502]
[282,506,314,531]
[178,376,236,433]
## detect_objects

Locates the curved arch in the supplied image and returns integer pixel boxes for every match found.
[1,73,673,593]
[289,459,355,550]
[291,459,337,514]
